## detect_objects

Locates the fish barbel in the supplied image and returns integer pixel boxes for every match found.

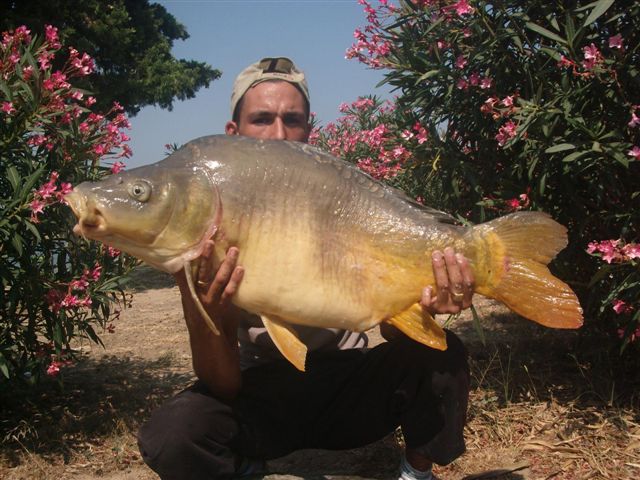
[65,135,583,370]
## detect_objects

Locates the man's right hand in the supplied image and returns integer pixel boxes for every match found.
[188,241,245,336]
[174,242,246,400]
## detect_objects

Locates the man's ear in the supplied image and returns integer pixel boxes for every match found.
[225,121,239,136]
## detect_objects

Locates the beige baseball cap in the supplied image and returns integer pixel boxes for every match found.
[230,57,310,118]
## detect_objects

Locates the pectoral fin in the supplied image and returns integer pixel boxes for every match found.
[261,315,308,371]
[183,259,220,336]
[387,303,447,351]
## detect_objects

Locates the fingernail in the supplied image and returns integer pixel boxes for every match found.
[228,247,239,258]
[456,253,464,263]
[444,246,454,255]
[432,251,443,261]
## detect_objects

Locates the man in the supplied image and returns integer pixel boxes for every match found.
[138,57,474,480]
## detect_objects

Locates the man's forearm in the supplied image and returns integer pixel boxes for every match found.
[179,286,243,401]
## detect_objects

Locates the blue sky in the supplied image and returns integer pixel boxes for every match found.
[127,0,393,168]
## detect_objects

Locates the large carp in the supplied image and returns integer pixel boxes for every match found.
[65,135,583,370]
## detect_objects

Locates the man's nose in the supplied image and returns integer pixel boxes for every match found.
[271,118,286,140]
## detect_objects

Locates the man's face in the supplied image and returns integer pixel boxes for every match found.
[225,81,310,143]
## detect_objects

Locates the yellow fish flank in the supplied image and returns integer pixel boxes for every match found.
[65,135,583,371]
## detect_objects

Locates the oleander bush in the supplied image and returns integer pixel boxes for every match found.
[320,0,639,348]
[0,25,137,385]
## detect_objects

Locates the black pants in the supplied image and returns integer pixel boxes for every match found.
[137,331,469,479]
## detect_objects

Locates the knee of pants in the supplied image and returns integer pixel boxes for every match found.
[395,330,469,375]
[137,388,238,478]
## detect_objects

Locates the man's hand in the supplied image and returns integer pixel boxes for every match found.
[173,241,246,399]
[191,241,245,333]
[422,247,474,315]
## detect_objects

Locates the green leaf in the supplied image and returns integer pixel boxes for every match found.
[545,143,575,153]
[525,22,567,45]
[417,69,440,82]
[11,233,24,257]
[583,0,614,27]
[0,78,12,100]
[563,150,589,162]
[7,166,20,193]
[0,353,10,379]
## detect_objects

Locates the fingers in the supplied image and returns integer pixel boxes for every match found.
[431,250,451,307]
[204,247,240,303]
[428,248,475,314]
[197,240,215,288]
[443,247,464,304]
[456,252,475,308]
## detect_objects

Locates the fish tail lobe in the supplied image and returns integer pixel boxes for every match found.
[471,211,583,329]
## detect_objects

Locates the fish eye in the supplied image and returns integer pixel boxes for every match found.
[127,180,152,202]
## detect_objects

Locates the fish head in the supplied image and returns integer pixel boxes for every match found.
[65,162,220,273]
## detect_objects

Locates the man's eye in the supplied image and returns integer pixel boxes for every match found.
[284,116,304,127]
[253,117,271,125]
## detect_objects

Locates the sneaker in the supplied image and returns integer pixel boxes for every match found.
[398,453,437,480]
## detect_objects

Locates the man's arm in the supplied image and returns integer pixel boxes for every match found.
[380,247,475,341]
[174,242,245,401]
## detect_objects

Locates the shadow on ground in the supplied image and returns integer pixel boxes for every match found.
[0,353,193,467]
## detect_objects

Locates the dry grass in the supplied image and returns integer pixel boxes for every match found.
[1,274,639,479]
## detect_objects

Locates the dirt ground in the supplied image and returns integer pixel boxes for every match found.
[1,267,639,479]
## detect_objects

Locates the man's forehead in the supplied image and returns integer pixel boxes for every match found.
[241,81,307,111]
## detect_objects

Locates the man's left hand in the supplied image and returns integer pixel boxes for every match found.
[422,247,474,315]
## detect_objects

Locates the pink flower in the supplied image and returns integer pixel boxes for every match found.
[455,55,467,69]
[613,299,633,315]
[93,144,108,156]
[70,49,95,76]
[107,246,121,258]
[629,112,640,128]
[453,0,474,16]
[582,43,602,70]
[401,129,414,140]
[30,199,46,215]
[415,126,428,144]
[90,264,102,281]
[46,361,62,377]
[480,77,492,89]
[22,65,34,80]
[608,34,623,50]
[36,181,57,200]
[38,51,54,71]
[469,72,480,86]
[456,78,469,90]
[622,243,640,260]
[506,198,520,210]
[628,146,640,160]
[45,25,61,49]
[61,294,79,308]
[502,95,514,107]
[495,120,517,146]
[70,278,89,291]
[1,101,16,115]
[110,161,126,174]
[86,96,96,106]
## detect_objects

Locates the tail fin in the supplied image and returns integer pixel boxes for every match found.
[472,212,583,329]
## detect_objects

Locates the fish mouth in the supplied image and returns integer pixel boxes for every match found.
[65,191,108,239]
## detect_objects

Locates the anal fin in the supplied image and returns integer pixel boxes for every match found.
[387,303,447,351]
[261,315,308,371]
